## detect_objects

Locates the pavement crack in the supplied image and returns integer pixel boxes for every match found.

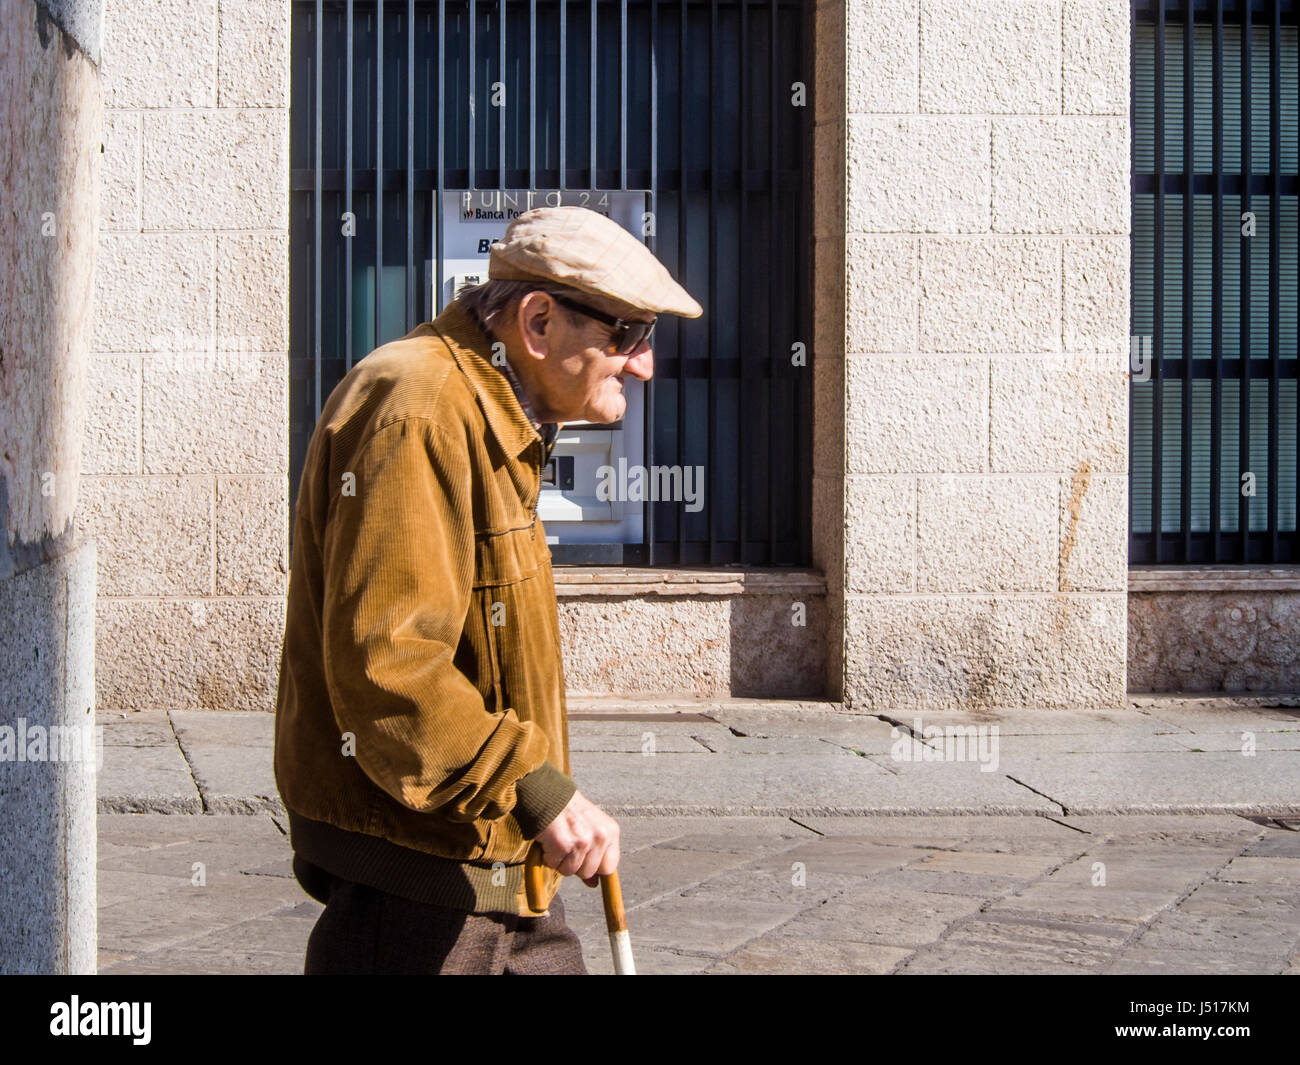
[691,734,718,753]
[1005,775,1068,816]
[167,710,209,814]
[818,736,874,761]
[1043,815,1091,835]
[1100,843,1253,971]
[788,817,825,837]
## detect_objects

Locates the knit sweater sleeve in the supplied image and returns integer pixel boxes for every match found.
[318,415,574,832]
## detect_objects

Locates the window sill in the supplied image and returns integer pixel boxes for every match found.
[551,566,827,597]
[1129,565,1300,592]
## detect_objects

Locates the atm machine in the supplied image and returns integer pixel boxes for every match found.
[428,189,650,562]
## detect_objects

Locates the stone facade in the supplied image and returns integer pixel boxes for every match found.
[1129,570,1300,693]
[76,1,1295,710]
[85,0,290,711]
[820,0,1132,711]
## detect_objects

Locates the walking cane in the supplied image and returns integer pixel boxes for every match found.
[526,842,635,975]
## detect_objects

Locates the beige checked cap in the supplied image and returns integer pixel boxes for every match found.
[488,206,703,318]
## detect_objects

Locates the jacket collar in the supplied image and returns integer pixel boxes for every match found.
[430,300,542,459]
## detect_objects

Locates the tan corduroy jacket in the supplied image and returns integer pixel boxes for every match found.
[274,300,576,917]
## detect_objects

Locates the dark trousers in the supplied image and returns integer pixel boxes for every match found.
[302,869,589,975]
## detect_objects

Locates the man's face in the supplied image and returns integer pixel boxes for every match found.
[509,290,655,424]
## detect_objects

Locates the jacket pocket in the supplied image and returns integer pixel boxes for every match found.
[478,590,505,716]
[473,522,541,587]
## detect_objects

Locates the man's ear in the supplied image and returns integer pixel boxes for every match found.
[516,292,555,361]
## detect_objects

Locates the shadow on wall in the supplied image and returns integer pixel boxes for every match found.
[729,594,828,699]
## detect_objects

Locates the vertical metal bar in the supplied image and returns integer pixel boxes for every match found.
[1182,0,1194,561]
[620,0,627,189]
[499,0,507,188]
[560,0,567,187]
[376,0,385,348]
[1154,0,1165,561]
[677,0,686,562]
[1240,0,1253,559]
[1268,0,1281,559]
[1129,0,1137,561]
[768,0,778,563]
[346,0,355,368]
[707,0,717,560]
[795,0,806,566]
[646,0,656,562]
[469,0,476,189]
[1212,0,1223,560]
[314,0,323,419]
[738,0,748,562]
[407,0,416,331]
[436,0,445,313]
[590,0,597,186]
[529,0,536,190]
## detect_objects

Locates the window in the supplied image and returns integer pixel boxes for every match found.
[290,0,813,565]
[1131,0,1299,563]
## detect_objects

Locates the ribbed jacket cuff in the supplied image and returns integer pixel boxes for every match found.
[512,760,576,838]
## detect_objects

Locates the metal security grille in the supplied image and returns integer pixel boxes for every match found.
[289,0,812,565]
[1131,0,1299,563]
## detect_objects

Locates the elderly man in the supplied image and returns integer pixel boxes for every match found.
[274,206,702,974]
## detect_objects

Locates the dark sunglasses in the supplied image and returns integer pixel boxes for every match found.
[547,292,657,356]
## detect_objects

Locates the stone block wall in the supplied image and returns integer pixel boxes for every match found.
[832,0,1132,710]
[85,1,289,711]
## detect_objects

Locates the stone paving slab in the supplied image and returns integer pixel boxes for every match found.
[990,884,1184,924]
[1135,910,1299,959]
[91,698,1300,974]
[570,731,718,753]
[698,708,901,746]
[874,708,1196,736]
[573,750,1062,816]
[100,717,177,746]
[170,711,274,747]
[1174,879,1300,925]
[101,903,321,976]
[181,743,282,814]
[97,811,1300,975]
[903,911,1136,973]
[1104,946,1292,975]
[1039,852,1235,894]
[958,732,1198,755]
[97,742,201,813]
[703,936,912,975]
[776,888,990,949]
[1130,696,1300,734]
[604,895,803,956]
[1242,827,1300,856]
[991,749,1300,815]
[571,748,884,812]
[791,813,1089,852]
[1163,731,1300,752]
[97,705,1300,817]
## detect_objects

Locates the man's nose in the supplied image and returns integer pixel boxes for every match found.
[622,345,654,380]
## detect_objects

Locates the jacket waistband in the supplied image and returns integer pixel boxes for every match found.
[287,809,544,915]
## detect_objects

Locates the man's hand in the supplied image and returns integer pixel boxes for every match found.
[534,789,620,887]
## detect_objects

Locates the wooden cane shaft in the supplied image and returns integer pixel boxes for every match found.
[524,842,547,914]
[600,870,627,932]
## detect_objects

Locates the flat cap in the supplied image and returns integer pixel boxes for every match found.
[488,206,703,318]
